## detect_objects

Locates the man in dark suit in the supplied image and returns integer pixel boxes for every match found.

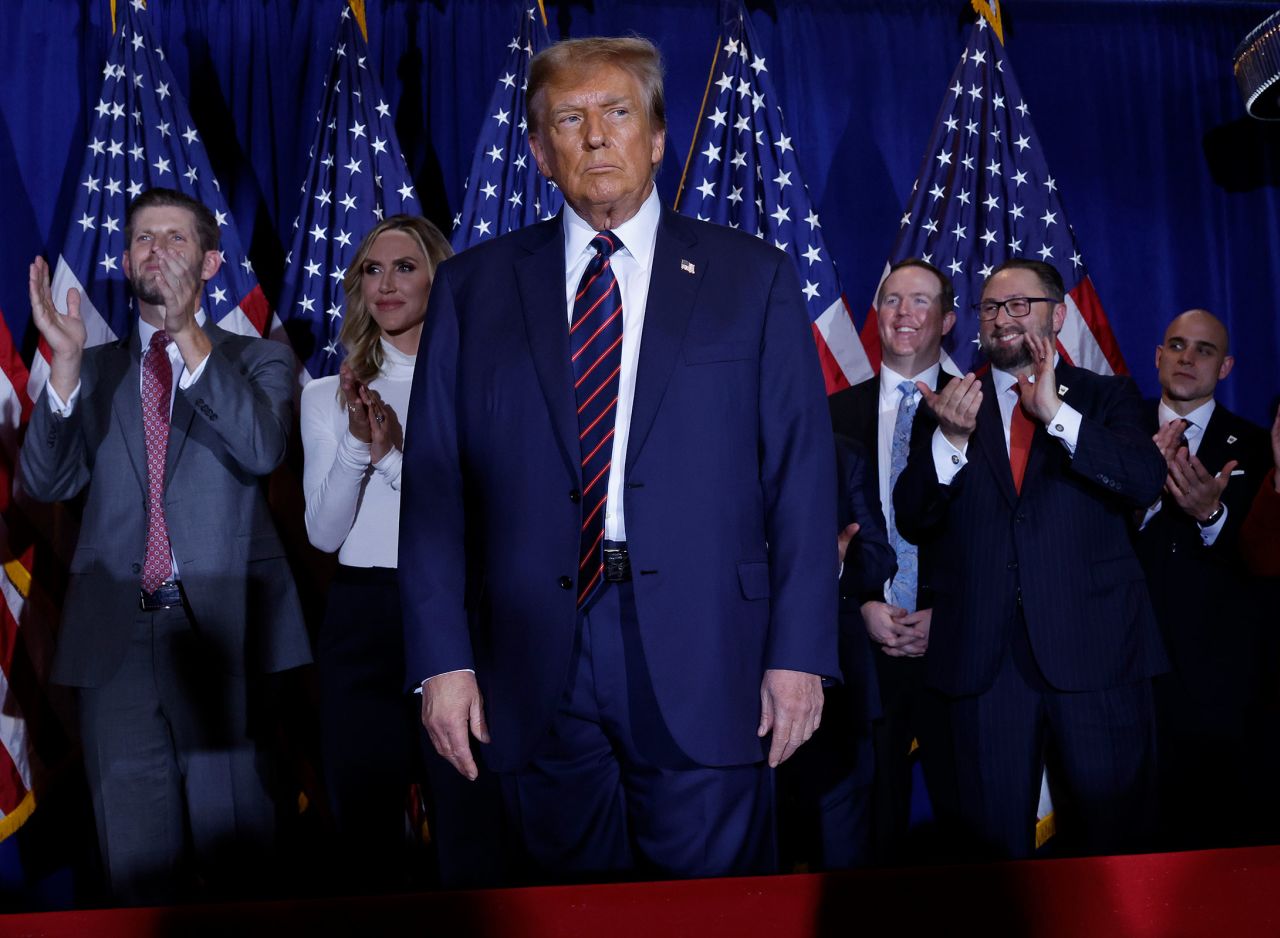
[827,258,960,862]
[1135,309,1272,848]
[19,188,310,903]
[895,259,1168,859]
[401,37,836,881]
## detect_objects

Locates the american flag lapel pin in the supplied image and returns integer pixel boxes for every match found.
[681,259,696,275]
[1057,384,1069,397]
[1227,435,1238,445]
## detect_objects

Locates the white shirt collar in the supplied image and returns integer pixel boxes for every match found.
[993,353,1060,395]
[1159,397,1216,433]
[138,308,207,352]
[562,186,661,275]
[880,361,941,402]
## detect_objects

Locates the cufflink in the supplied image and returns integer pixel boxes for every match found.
[1054,423,1064,432]
[951,454,960,465]
[1227,434,1238,445]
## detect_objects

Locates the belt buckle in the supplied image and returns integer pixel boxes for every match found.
[602,545,631,583]
[140,580,182,611]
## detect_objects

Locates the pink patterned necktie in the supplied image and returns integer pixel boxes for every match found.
[141,330,173,592]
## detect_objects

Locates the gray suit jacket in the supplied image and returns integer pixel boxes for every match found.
[19,320,311,687]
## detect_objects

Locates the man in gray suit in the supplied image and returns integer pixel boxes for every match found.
[20,188,310,904]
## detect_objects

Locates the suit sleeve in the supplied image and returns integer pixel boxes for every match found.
[19,383,92,504]
[1241,469,1280,577]
[1067,376,1166,508]
[757,254,838,676]
[399,262,475,687]
[836,435,895,603]
[179,337,292,476]
[893,408,960,547]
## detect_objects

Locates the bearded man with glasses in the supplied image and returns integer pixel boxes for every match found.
[893,258,1169,859]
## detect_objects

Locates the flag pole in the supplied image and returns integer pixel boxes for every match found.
[348,0,368,41]
[971,0,1005,44]
[673,35,722,210]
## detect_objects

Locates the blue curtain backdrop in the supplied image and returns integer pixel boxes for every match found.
[1,0,1277,423]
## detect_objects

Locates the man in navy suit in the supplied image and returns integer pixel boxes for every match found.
[895,259,1168,859]
[400,37,836,881]
[1135,309,1272,848]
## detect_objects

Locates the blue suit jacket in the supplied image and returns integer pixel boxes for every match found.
[400,207,837,772]
[894,365,1169,697]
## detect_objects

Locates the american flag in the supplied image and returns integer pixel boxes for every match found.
[865,4,1126,377]
[676,0,872,395]
[451,4,560,251]
[32,0,274,400]
[278,3,422,379]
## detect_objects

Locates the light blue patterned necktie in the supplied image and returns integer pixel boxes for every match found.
[887,380,918,613]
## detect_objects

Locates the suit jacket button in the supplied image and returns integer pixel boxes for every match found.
[568,489,581,504]
[131,562,141,573]
[558,576,573,590]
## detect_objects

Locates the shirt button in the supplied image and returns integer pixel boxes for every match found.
[558,576,573,590]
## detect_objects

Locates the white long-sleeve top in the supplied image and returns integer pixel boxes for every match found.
[300,339,413,567]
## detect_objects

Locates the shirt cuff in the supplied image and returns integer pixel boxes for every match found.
[336,429,373,472]
[1199,504,1228,546]
[45,380,80,416]
[177,354,209,389]
[372,447,403,491]
[415,668,476,694]
[1045,401,1082,455]
[932,426,967,485]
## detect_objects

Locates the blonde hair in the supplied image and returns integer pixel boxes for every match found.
[527,36,666,136]
[338,215,452,387]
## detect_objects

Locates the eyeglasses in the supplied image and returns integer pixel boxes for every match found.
[973,296,1058,321]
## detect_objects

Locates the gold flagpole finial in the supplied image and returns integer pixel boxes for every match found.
[971,0,1005,44]
[536,0,548,29]
[348,0,368,41]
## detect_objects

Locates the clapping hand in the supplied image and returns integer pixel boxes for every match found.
[918,373,982,449]
[1015,331,1062,424]
[29,257,85,400]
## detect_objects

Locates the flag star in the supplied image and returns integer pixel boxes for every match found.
[153,157,171,175]
[398,182,415,200]
[754,129,764,146]
[774,170,792,189]
[508,192,523,208]
[82,174,100,193]
[492,108,510,126]
[802,244,822,265]
[990,127,1001,144]
[305,260,321,277]
[519,117,528,132]
[132,33,144,50]
[973,50,987,66]
[725,38,740,56]
[376,99,391,118]
[751,54,767,74]
[958,189,971,206]
[1016,100,1030,117]
[986,159,1001,177]
[112,102,125,119]
[340,194,358,211]
[730,151,747,169]
[708,107,727,128]
[322,154,334,168]
[984,193,1000,211]
[948,259,964,276]
[157,81,171,100]
[981,228,997,246]
[944,116,959,132]
[1041,210,1058,226]
[951,81,964,96]
[696,178,716,199]
[298,296,316,313]
[751,90,765,112]
[929,184,946,201]
[499,72,516,89]
[106,177,123,196]
[310,224,327,242]
[327,304,342,321]
[806,209,821,230]
[515,153,528,170]
[241,257,254,274]
[371,137,387,155]
[1037,244,1054,261]
[182,126,199,146]
[922,252,933,264]
[980,262,995,278]
[952,223,967,240]
[99,253,117,272]
[715,72,733,93]
[127,181,142,198]
[924,218,939,235]
[481,182,498,199]
[77,213,95,231]
[336,43,346,57]
[211,286,227,304]
[702,142,722,163]
[316,189,332,206]
[89,138,106,156]
[94,98,112,118]
[1010,204,1025,220]
[900,211,911,228]
[1012,169,1028,187]
[452,213,461,229]
[323,342,338,357]
[330,266,345,283]
[968,84,983,101]
[961,155,975,171]
[736,78,751,97]
[802,281,820,301]
[183,167,198,184]
[936,148,953,167]
[772,135,795,157]
[486,145,503,162]
[474,219,492,236]
[155,120,171,138]
[209,211,228,230]
[734,114,750,133]
[1008,236,1023,252]
[1071,251,1083,268]
[1014,134,1030,152]
[133,73,144,89]
[726,186,743,205]
[335,231,353,248]
[1044,175,1058,193]
[993,93,1005,110]
[770,204,791,225]
[350,121,366,139]
[507,35,521,51]
[345,157,363,174]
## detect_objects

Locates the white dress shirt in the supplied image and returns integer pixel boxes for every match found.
[561,187,661,542]
[1139,398,1225,545]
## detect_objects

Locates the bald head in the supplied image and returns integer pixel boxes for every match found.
[1155,308,1234,415]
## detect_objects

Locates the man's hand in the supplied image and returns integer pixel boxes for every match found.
[918,373,982,449]
[836,521,860,567]
[860,600,928,657]
[153,249,213,371]
[29,257,86,401]
[758,668,823,768]
[1015,331,1062,423]
[1153,418,1189,466]
[1166,447,1235,523]
[421,670,490,780]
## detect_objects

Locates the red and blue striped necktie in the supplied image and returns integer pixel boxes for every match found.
[571,231,624,607]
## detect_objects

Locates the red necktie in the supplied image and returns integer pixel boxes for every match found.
[141,330,173,592]
[1009,386,1034,494]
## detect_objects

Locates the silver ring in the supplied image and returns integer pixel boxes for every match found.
[375,413,385,425]
[347,403,360,414]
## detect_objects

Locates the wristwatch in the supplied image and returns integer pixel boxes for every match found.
[1196,502,1225,527]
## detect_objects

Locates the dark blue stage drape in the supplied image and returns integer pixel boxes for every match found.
[1,0,1277,423]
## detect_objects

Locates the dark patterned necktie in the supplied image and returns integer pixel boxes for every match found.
[141,330,173,592]
[571,231,624,607]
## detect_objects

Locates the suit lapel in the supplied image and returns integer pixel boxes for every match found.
[109,337,148,493]
[1020,363,1080,493]
[163,322,221,485]
[974,371,1018,507]
[1195,407,1233,474]
[515,220,579,479]
[625,209,703,473]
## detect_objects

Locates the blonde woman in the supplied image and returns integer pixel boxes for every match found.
[300,215,451,890]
